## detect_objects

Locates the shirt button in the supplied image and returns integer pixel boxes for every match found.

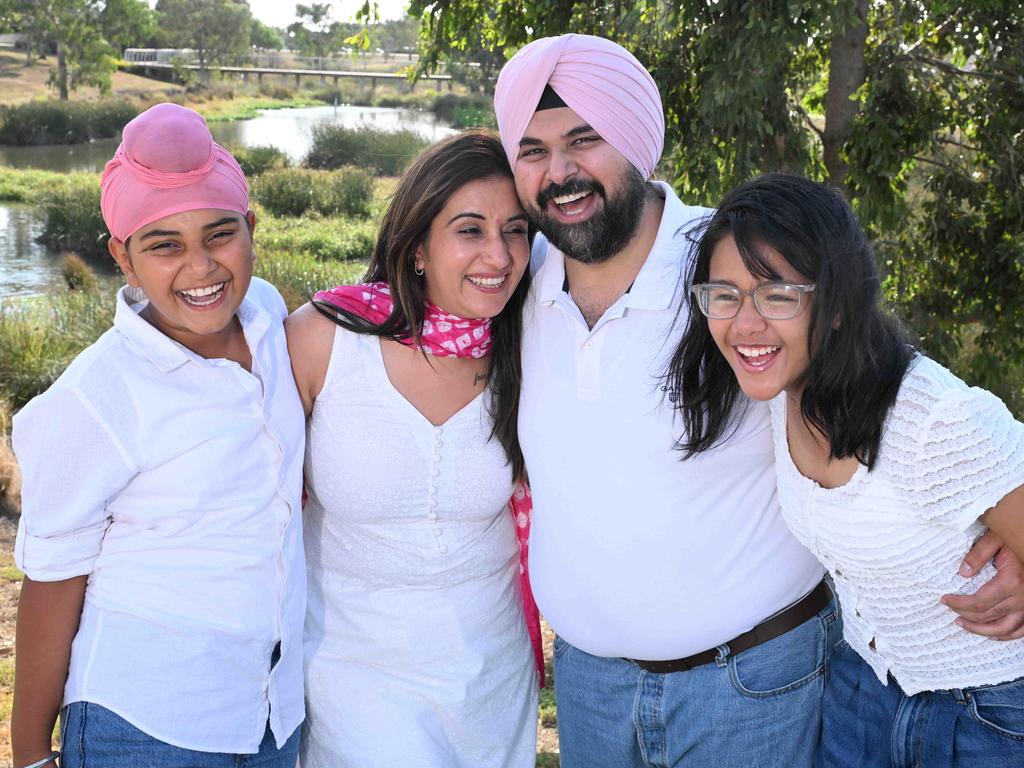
[439,544,449,554]
[585,341,593,348]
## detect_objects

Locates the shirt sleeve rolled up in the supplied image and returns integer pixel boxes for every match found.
[13,387,136,581]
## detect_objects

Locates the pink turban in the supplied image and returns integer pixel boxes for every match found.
[494,34,665,179]
[100,103,248,242]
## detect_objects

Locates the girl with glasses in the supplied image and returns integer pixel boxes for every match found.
[668,173,1024,766]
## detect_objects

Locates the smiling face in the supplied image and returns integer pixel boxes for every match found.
[513,106,646,264]
[108,208,256,355]
[414,176,530,319]
[706,235,814,401]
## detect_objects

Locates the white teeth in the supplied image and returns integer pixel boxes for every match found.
[179,282,225,298]
[553,191,590,205]
[467,275,506,288]
[737,345,780,358]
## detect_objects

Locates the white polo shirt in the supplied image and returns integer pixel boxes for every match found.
[14,278,305,752]
[520,182,824,660]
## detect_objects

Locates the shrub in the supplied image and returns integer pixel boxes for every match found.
[61,253,100,292]
[431,93,492,123]
[452,104,497,130]
[0,100,138,146]
[305,124,428,176]
[38,175,110,258]
[229,144,291,177]
[253,167,374,218]
[257,211,376,262]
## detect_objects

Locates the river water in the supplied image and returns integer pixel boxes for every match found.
[0,105,454,297]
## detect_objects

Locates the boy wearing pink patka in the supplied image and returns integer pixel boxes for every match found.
[494,33,1024,768]
[11,103,305,768]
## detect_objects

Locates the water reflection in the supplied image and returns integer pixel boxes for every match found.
[0,204,118,298]
[0,104,456,171]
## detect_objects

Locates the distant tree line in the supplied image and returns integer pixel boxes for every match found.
[0,1,418,100]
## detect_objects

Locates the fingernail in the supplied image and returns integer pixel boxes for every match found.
[960,563,974,576]
[955,619,965,627]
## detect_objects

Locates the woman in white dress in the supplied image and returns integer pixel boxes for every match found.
[670,174,1024,767]
[286,131,539,767]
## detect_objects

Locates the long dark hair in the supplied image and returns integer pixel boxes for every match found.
[313,130,531,480]
[667,173,913,469]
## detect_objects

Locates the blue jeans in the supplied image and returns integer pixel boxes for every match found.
[818,638,1024,767]
[59,702,300,768]
[553,599,840,768]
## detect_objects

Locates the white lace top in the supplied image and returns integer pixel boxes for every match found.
[770,355,1024,695]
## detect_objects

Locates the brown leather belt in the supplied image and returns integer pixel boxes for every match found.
[627,579,833,674]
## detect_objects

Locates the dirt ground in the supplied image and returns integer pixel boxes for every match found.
[0,48,184,106]
[0,516,558,767]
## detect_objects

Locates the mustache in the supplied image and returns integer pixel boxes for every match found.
[537,178,605,208]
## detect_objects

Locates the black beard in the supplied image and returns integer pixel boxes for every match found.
[529,169,648,265]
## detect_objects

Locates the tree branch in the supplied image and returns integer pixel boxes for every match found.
[793,101,825,141]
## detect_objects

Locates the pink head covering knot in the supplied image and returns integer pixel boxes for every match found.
[100,103,248,242]
[494,34,665,179]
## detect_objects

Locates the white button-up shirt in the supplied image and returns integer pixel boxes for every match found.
[520,183,824,660]
[14,278,306,752]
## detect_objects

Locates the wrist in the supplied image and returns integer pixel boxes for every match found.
[17,751,60,768]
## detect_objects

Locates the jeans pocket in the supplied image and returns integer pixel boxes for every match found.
[729,609,828,699]
[968,677,1024,740]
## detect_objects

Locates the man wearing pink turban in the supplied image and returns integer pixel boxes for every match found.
[495,34,836,768]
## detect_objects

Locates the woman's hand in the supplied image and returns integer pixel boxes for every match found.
[943,494,1024,641]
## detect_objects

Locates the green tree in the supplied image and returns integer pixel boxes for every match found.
[156,0,253,71]
[412,0,1024,411]
[287,3,343,60]
[99,0,157,52]
[250,19,283,51]
[19,1,117,99]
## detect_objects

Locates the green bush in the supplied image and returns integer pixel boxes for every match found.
[0,100,138,146]
[229,144,291,177]
[38,176,110,258]
[257,210,376,262]
[452,104,497,130]
[253,167,374,218]
[431,93,492,123]
[305,124,428,176]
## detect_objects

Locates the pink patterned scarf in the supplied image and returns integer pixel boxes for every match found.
[314,283,545,685]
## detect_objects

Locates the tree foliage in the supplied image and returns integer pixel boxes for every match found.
[287,3,345,59]
[155,0,253,70]
[412,0,1024,410]
[31,1,118,99]
[99,0,157,51]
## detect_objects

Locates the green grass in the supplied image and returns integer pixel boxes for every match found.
[0,168,92,204]
[0,100,139,146]
[0,566,23,583]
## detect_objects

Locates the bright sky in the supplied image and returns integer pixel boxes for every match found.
[246,1,410,27]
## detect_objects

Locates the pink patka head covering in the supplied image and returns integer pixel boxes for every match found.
[100,103,248,242]
[494,34,665,179]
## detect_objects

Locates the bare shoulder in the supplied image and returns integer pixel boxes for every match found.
[285,303,337,414]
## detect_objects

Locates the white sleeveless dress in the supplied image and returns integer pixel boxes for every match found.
[300,327,538,768]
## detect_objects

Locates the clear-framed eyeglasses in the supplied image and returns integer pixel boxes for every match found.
[691,282,816,320]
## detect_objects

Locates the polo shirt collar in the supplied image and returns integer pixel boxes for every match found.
[113,283,271,373]
[534,181,706,313]
[621,181,703,313]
